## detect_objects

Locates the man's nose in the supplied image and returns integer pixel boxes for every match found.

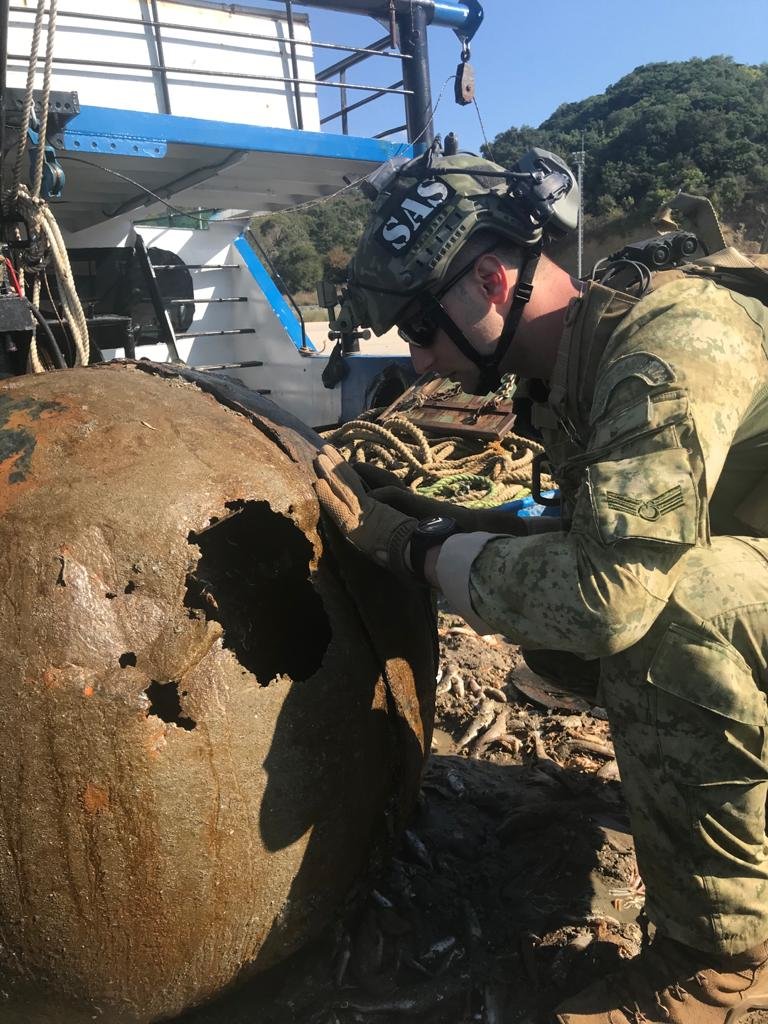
[409,345,434,374]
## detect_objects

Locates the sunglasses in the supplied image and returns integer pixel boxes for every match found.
[397,308,440,349]
[395,245,497,349]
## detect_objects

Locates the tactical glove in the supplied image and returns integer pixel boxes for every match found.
[366,485,531,537]
[313,445,419,580]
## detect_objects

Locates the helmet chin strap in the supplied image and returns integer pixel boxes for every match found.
[475,253,540,394]
[419,253,541,395]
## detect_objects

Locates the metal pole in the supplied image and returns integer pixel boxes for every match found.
[284,0,303,131]
[0,0,8,187]
[577,133,585,278]
[148,0,171,115]
[9,53,413,96]
[340,68,348,135]
[295,1,483,37]
[398,3,433,148]
[9,6,410,62]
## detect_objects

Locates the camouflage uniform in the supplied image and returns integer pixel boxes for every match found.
[437,275,768,954]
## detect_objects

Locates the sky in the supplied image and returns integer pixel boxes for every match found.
[296,0,768,153]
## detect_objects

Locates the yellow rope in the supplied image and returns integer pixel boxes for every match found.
[321,414,553,508]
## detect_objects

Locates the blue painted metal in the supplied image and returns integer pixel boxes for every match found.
[62,106,413,163]
[27,119,65,198]
[431,1,483,34]
[190,0,478,32]
[63,131,167,159]
[233,234,316,353]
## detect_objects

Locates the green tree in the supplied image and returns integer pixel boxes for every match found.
[488,57,768,219]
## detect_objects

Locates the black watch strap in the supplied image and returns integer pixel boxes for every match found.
[409,516,461,583]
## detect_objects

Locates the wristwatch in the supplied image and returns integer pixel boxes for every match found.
[408,516,461,583]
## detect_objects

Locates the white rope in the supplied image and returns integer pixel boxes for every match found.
[32,0,58,200]
[14,186,89,366]
[12,0,46,196]
[28,277,46,373]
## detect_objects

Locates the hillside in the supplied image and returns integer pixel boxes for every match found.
[251,56,768,293]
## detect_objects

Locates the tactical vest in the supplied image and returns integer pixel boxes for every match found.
[530,246,768,538]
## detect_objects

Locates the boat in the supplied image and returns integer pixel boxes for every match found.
[1,0,484,427]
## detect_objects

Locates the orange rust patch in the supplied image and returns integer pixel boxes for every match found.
[41,667,63,689]
[83,685,94,698]
[82,782,110,814]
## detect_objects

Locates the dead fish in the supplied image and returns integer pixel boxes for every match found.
[445,769,466,796]
[473,708,510,757]
[484,982,507,1024]
[456,700,496,750]
[334,932,352,987]
[598,761,622,782]
[483,686,508,703]
[422,936,456,963]
[463,899,483,943]
[450,673,465,699]
[370,889,394,910]
[562,734,615,759]
[434,945,464,975]
[403,829,432,869]
[340,978,463,1015]
[436,674,452,696]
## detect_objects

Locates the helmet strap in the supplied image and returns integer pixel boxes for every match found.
[417,251,541,395]
[476,252,540,393]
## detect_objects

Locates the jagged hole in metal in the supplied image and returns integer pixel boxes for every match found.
[145,680,197,731]
[185,500,331,685]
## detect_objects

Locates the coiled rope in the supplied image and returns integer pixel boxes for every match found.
[322,412,552,509]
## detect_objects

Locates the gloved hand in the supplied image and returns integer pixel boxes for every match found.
[367,485,531,536]
[313,445,419,579]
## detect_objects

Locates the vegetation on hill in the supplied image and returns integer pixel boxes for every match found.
[488,56,768,220]
[251,56,768,294]
[250,192,371,295]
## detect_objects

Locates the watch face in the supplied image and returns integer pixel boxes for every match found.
[418,516,458,538]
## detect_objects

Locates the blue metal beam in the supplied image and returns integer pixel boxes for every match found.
[430,1,483,35]
[222,2,484,39]
[60,106,415,163]
[234,235,316,353]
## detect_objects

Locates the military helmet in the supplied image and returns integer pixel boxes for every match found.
[335,147,579,336]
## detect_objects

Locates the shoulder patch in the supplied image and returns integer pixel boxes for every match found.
[605,485,685,522]
[590,352,676,423]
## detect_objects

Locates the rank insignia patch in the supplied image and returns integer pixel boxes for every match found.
[605,485,685,522]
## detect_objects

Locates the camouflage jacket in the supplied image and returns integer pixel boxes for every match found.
[436,276,768,658]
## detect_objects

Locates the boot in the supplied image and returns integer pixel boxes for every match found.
[552,933,768,1024]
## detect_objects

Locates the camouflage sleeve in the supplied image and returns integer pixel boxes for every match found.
[438,279,768,658]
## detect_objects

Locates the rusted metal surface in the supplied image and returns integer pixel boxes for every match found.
[0,362,436,1023]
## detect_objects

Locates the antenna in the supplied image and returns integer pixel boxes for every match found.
[571,132,586,278]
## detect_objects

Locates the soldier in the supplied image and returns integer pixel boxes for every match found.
[313,147,768,1023]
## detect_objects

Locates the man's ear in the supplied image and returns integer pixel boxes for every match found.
[474,254,514,305]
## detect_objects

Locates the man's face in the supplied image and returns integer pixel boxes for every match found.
[398,254,513,392]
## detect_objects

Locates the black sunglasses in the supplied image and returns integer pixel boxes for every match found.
[395,246,496,349]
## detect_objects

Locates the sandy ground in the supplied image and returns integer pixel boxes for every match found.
[171,610,768,1024]
[304,322,409,357]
